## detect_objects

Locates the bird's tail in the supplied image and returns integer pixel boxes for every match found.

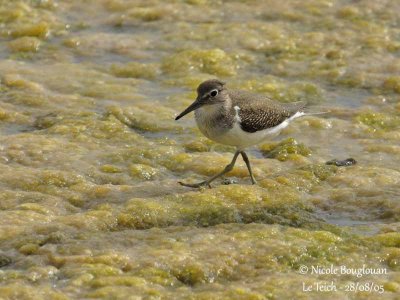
[298,102,330,117]
[287,101,330,117]
[302,111,329,117]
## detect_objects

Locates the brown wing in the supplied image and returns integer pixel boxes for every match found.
[229,90,305,133]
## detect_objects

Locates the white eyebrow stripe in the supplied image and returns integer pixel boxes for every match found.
[233,105,241,122]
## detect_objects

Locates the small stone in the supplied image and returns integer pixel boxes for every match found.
[221,178,238,185]
[326,158,357,167]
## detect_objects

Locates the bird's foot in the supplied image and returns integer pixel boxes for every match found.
[178,180,212,188]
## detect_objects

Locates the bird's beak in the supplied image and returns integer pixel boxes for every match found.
[175,97,203,120]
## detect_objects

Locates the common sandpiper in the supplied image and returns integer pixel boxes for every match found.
[175,79,306,188]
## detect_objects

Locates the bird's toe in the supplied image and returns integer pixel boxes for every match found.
[178,181,211,189]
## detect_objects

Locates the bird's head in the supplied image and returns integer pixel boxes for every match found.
[175,79,227,120]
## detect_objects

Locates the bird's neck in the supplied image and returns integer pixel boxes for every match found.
[194,98,234,137]
[195,97,232,121]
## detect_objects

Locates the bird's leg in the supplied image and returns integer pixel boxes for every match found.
[179,151,240,188]
[240,151,257,185]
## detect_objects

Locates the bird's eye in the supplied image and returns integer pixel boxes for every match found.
[210,89,218,97]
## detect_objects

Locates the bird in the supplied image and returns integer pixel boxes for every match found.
[175,79,307,188]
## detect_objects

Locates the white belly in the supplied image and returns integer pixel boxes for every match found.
[197,110,305,150]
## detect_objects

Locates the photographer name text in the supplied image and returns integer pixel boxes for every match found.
[299,264,387,278]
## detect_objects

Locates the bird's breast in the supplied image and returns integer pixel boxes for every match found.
[194,105,231,141]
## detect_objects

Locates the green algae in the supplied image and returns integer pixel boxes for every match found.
[62,37,81,48]
[126,7,166,22]
[106,105,181,133]
[34,111,145,143]
[183,140,209,152]
[365,144,400,155]
[371,233,400,248]
[300,164,339,182]
[357,111,400,131]
[18,243,39,255]
[237,77,325,104]
[0,0,399,299]
[110,62,159,80]
[129,164,158,180]
[8,36,41,52]
[383,76,400,94]
[11,22,50,39]
[100,165,123,174]
[0,106,31,124]
[260,138,312,161]
[0,254,12,267]
[172,261,211,285]
[115,184,322,230]
[162,48,237,77]
[2,74,43,91]
[335,71,367,89]
[0,284,68,300]
[0,8,25,23]
[81,83,134,99]
[20,224,390,298]
[90,276,147,288]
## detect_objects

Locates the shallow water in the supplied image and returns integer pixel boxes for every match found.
[0,0,400,299]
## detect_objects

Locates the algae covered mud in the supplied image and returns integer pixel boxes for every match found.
[0,0,399,299]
